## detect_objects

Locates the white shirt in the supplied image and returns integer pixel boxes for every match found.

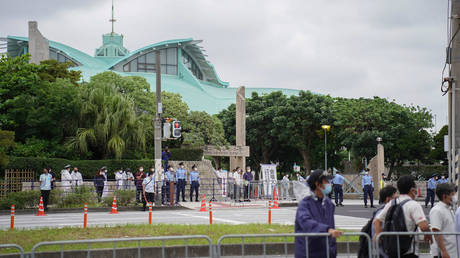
[375,194,427,255]
[430,201,457,257]
[233,172,242,186]
[71,171,83,186]
[143,176,155,193]
[453,206,460,257]
[115,171,125,186]
[282,175,290,186]
[61,169,72,185]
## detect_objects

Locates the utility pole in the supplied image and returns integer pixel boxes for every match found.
[154,50,162,206]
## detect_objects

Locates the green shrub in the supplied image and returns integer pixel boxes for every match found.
[53,186,99,208]
[0,190,41,209]
[102,190,136,207]
[4,148,203,180]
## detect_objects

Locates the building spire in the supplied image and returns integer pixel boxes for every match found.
[109,0,116,35]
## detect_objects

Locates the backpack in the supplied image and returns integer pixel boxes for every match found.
[357,206,384,258]
[381,199,414,257]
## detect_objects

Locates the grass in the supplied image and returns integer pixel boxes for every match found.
[0,224,358,254]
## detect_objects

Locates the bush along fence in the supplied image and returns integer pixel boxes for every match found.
[3,148,204,180]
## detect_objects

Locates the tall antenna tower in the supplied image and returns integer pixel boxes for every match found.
[109,0,116,35]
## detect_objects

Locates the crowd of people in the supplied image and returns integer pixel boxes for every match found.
[294,170,460,258]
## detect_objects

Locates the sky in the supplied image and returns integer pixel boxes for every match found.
[0,0,450,132]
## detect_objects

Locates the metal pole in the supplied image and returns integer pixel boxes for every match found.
[324,129,327,171]
[154,50,162,206]
[451,0,460,204]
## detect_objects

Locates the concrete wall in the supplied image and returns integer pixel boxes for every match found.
[28,21,49,64]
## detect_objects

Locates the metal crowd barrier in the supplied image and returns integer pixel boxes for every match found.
[375,231,460,258]
[30,235,213,258]
[0,244,24,258]
[216,232,371,258]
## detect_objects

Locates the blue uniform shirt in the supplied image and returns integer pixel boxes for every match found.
[176,168,187,181]
[189,170,200,183]
[164,171,175,182]
[437,178,448,184]
[332,174,344,185]
[427,178,437,189]
[362,175,374,188]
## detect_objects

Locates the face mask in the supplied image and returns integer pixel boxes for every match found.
[322,184,332,195]
[365,172,369,175]
[452,195,458,205]
[140,169,144,172]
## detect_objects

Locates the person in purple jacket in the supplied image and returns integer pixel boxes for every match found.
[294,169,343,258]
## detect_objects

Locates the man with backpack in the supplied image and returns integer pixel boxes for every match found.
[358,185,397,258]
[430,183,457,258]
[373,176,432,258]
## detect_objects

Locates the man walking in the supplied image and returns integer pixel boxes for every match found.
[295,169,343,258]
[362,168,374,208]
[425,174,438,208]
[189,165,200,202]
[40,168,53,212]
[430,183,457,258]
[176,162,187,203]
[142,172,156,211]
[332,170,344,206]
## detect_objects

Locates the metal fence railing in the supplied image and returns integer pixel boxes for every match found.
[375,231,460,258]
[216,232,370,258]
[30,235,213,258]
[0,244,25,258]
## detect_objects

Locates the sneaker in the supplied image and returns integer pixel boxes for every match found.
[340,203,344,207]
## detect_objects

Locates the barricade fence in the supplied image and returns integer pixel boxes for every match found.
[3,231,460,257]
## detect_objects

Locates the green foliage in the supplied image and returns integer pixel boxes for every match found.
[10,137,69,158]
[5,149,203,179]
[102,190,136,207]
[38,59,81,85]
[0,130,15,167]
[182,111,227,147]
[429,125,448,164]
[53,186,99,208]
[0,190,41,209]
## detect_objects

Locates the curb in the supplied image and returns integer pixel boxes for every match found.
[0,205,191,215]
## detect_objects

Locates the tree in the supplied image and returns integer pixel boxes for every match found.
[0,130,15,167]
[273,91,334,172]
[182,111,227,147]
[67,81,146,159]
[429,125,448,164]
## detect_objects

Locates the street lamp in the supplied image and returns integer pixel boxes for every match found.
[322,125,331,171]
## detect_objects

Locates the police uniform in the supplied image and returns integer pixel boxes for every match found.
[162,170,175,204]
[189,170,200,202]
[176,167,187,203]
[362,173,374,207]
[332,173,344,206]
[425,175,437,208]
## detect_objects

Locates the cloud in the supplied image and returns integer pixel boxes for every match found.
[1,0,449,130]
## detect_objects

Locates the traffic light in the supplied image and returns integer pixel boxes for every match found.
[172,121,181,138]
[163,122,171,139]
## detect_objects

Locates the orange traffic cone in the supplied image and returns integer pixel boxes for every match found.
[36,196,46,216]
[272,187,280,209]
[200,194,207,212]
[417,188,422,198]
[109,195,119,214]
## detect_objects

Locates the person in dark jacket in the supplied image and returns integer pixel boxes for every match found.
[295,169,343,258]
[162,146,172,172]
[94,170,105,202]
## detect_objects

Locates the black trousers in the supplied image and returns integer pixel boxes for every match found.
[190,181,199,201]
[162,182,170,203]
[176,179,186,202]
[41,190,50,210]
[425,189,435,207]
[96,186,104,201]
[244,184,250,200]
[363,185,373,206]
[334,185,343,204]
[143,192,155,211]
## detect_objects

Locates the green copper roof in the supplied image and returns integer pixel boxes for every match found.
[6,35,300,114]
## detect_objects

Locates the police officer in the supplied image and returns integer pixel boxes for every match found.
[332,170,344,207]
[438,174,449,184]
[362,168,374,208]
[176,163,187,203]
[425,174,438,208]
[189,165,200,202]
[162,166,175,205]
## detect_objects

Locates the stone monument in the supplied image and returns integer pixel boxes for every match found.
[28,21,49,64]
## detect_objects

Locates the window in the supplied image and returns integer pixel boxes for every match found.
[116,48,178,75]
[182,50,203,80]
[49,49,78,66]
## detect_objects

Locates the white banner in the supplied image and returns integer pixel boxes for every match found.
[260,164,277,197]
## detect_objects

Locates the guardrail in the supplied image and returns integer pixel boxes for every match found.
[0,244,24,258]
[216,232,370,258]
[375,231,460,258]
[30,235,212,258]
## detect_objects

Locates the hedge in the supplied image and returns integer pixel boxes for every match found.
[4,148,203,179]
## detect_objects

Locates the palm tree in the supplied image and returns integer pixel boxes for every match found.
[67,82,146,159]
